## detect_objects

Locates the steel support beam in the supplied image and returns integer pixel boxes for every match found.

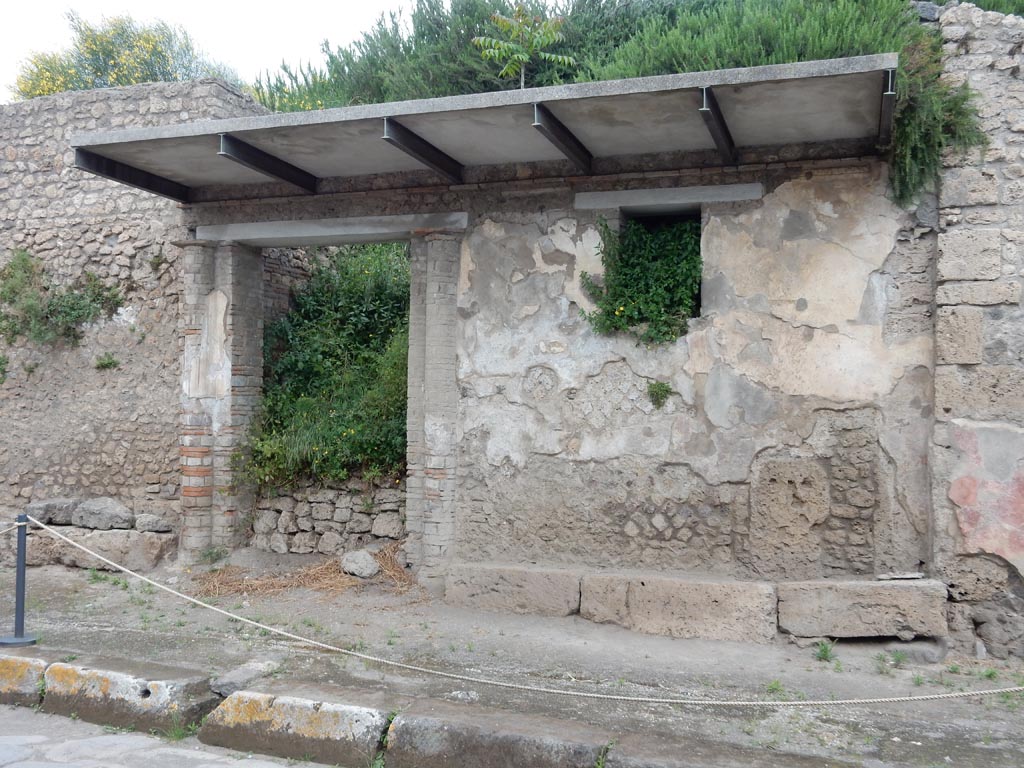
[217,134,317,193]
[878,69,897,147]
[74,148,191,203]
[532,103,592,175]
[382,117,463,184]
[698,86,738,165]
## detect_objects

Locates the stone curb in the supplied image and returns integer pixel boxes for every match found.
[198,690,387,766]
[1,651,220,731]
[3,654,861,768]
[0,653,47,707]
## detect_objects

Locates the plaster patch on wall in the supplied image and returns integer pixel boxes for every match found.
[183,289,230,399]
[948,420,1024,576]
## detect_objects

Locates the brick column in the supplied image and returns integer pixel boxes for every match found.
[179,241,263,563]
[404,238,428,568]
[405,232,460,591]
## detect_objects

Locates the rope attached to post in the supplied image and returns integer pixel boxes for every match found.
[22,516,1024,709]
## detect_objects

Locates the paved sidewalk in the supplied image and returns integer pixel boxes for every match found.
[0,707,331,767]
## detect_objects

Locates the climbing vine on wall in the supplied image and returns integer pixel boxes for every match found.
[0,250,122,345]
[581,219,702,345]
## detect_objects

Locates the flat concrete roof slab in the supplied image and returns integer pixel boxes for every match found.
[70,54,897,201]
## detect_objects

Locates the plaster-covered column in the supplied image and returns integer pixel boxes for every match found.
[179,240,263,563]
[406,232,460,591]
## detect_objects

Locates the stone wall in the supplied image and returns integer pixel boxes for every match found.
[0,81,267,530]
[250,481,405,555]
[934,4,1024,658]
[452,163,934,581]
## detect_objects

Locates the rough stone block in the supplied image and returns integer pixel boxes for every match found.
[371,511,404,539]
[25,498,79,525]
[252,508,279,535]
[43,659,219,730]
[0,653,47,707]
[445,563,582,617]
[937,229,1002,281]
[748,457,831,580]
[935,365,1024,421]
[777,580,948,640]
[341,549,380,578]
[940,168,998,206]
[936,306,984,364]
[580,574,778,643]
[71,497,134,530]
[26,529,174,572]
[317,530,344,554]
[134,513,172,533]
[936,280,1021,305]
[199,690,386,766]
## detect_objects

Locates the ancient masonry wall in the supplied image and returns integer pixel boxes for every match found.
[0,81,267,529]
[934,4,1024,659]
[186,155,935,590]
[250,480,405,555]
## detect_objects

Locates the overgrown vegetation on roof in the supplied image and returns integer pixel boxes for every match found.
[973,1,1024,15]
[240,244,410,489]
[254,0,989,205]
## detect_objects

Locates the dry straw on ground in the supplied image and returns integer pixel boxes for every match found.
[373,540,416,592]
[192,560,359,598]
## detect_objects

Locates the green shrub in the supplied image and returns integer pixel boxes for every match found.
[0,250,122,345]
[242,244,410,489]
[94,352,120,370]
[581,219,702,345]
[647,380,674,409]
[588,0,986,205]
[974,1,1024,15]
[0,354,7,384]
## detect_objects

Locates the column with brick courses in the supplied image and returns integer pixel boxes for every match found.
[410,233,460,591]
[178,241,263,562]
[179,242,216,560]
[214,243,263,549]
[404,238,428,568]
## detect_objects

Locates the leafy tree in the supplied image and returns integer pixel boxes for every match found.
[472,3,576,88]
[13,12,239,99]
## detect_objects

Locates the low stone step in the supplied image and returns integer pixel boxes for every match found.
[777,579,948,640]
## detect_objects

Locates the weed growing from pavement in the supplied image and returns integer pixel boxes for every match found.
[813,640,836,662]
[594,740,616,768]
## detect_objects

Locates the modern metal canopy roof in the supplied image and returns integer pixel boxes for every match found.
[70,54,898,204]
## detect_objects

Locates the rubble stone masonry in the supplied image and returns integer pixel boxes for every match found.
[0,81,267,529]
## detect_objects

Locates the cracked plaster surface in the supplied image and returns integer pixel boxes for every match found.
[453,168,932,575]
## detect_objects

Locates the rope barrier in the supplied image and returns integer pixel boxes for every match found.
[0,522,25,536]
[24,516,1024,708]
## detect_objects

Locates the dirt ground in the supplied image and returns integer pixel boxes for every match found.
[3,549,1024,767]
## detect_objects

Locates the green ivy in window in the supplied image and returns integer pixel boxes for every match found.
[581,218,702,345]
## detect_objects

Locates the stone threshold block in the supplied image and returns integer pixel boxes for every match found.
[580,573,778,644]
[42,657,220,731]
[777,579,948,640]
[444,563,584,617]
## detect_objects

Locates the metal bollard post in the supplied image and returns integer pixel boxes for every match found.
[1,514,37,647]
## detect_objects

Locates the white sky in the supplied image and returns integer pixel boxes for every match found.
[1,1,409,101]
